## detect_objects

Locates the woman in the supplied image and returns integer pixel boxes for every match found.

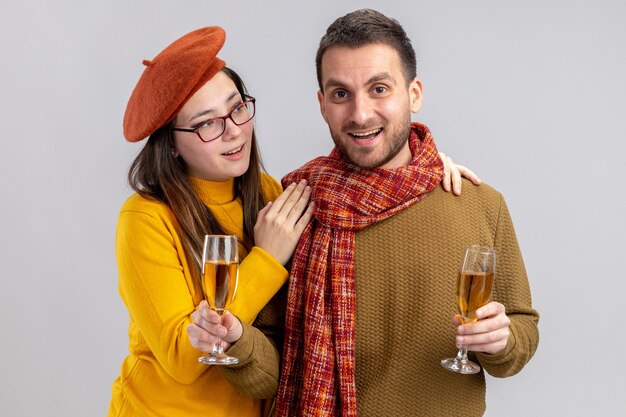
[109,26,478,417]
[108,25,315,417]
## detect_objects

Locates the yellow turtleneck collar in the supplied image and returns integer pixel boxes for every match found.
[188,176,236,206]
[187,176,243,241]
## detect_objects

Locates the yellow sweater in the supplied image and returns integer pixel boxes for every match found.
[107,174,286,417]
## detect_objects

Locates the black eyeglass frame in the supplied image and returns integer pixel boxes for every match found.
[172,96,256,143]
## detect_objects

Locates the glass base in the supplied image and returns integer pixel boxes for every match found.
[440,357,481,374]
[198,354,239,365]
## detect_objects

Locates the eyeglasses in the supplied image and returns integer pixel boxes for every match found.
[173,97,256,143]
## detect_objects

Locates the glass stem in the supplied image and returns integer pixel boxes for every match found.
[211,307,226,356]
[212,336,224,356]
[456,346,469,363]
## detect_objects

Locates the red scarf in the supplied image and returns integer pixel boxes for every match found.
[276,123,444,417]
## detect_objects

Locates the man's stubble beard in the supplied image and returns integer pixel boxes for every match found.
[330,121,411,169]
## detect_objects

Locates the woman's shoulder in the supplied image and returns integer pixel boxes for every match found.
[120,192,169,216]
[117,193,178,235]
[260,173,283,201]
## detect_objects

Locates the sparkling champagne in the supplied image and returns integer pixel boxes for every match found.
[456,271,494,324]
[442,245,496,374]
[203,260,238,313]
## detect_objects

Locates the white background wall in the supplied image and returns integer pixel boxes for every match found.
[1,1,624,416]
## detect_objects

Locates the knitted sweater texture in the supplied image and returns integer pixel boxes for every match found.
[225,179,539,417]
[352,181,539,416]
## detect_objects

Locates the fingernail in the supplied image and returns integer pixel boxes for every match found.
[458,326,465,334]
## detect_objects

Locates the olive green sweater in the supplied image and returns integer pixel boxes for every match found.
[223,180,540,416]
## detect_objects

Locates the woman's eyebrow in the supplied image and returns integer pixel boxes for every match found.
[188,91,239,123]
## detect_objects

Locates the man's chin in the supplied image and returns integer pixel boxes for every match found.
[344,151,384,170]
[332,134,391,168]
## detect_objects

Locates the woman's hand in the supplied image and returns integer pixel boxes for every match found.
[439,152,482,195]
[187,300,243,352]
[254,179,315,265]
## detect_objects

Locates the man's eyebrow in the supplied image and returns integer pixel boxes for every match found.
[323,72,397,92]
[366,72,396,86]
[188,91,239,123]
[323,77,348,91]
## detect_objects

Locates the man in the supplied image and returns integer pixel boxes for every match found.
[203,8,539,417]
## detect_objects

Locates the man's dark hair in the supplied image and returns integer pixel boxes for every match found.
[315,8,417,90]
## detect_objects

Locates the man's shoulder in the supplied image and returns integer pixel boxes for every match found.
[398,179,505,226]
[293,155,332,173]
[427,179,503,205]
[281,155,332,186]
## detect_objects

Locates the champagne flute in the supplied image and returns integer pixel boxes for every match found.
[198,235,239,365]
[441,245,496,374]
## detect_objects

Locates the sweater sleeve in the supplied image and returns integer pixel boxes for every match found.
[116,208,208,384]
[476,195,540,377]
[230,247,289,324]
[219,285,287,398]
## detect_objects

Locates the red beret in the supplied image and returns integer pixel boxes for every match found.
[123,26,226,142]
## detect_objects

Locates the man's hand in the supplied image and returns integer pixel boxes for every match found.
[187,300,243,352]
[454,301,510,355]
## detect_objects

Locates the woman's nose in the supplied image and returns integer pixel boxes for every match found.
[221,117,242,140]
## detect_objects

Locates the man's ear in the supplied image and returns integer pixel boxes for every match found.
[408,77,423,114]
[317,89,329,123]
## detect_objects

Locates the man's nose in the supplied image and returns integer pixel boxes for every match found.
[349,94,374,125]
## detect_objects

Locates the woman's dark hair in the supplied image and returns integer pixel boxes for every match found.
[127,67,266,278]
